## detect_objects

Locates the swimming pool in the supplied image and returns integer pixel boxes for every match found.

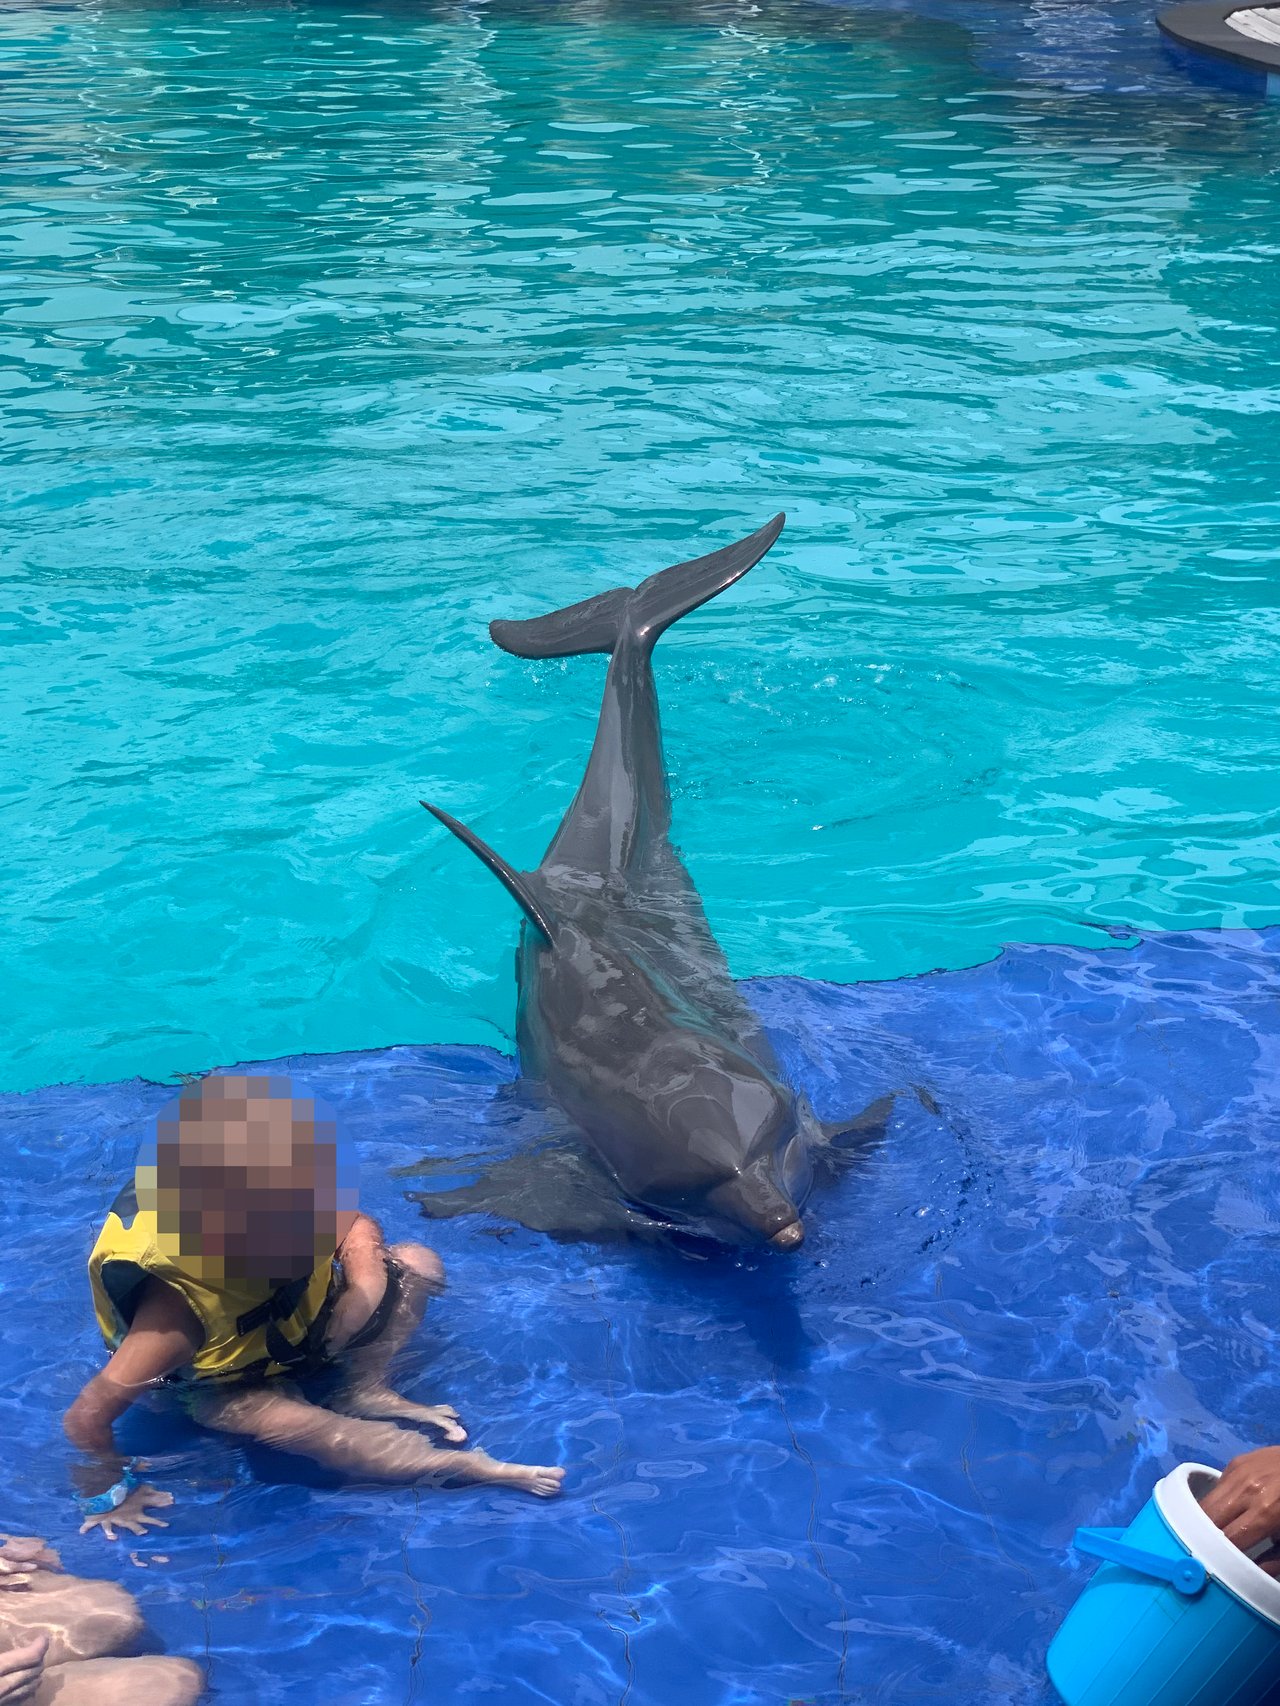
[4,0,1280,1097]
[2,0,1279,1700]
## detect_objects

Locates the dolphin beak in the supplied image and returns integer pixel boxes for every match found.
[769,1220,805,1251]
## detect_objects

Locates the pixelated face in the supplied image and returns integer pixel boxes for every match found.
[141,1075,359,1287]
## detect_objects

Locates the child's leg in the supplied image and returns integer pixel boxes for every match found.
[331,1243,467,1441]
[191,1383,563,1498]
[34,1655,203,1706]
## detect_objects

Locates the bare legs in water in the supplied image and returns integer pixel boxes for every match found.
[329,1243,470,1440]
[191,1242,565,1500]
[0,1543,202,1706]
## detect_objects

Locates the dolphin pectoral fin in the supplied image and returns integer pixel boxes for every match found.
[808,1093,897,1183]
[403,1140,663,1242]
[420,801,557,944]
[488,513,786,664]
[819,1092,896,1148]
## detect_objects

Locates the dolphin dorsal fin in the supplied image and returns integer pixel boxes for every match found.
[421,802,557,944]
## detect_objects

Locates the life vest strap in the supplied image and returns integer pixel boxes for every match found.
[235,1273,312,1338]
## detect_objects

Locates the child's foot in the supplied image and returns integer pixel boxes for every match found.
[331,1387,468,1443]
[509,1464,565,1499]
[470,1452,565,1498]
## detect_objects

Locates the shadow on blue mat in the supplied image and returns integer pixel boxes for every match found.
[2,927,1277,1706]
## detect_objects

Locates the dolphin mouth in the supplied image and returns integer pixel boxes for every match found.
[768,1220,805,1251]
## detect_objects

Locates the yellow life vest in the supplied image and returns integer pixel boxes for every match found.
[88,1177,336,1385]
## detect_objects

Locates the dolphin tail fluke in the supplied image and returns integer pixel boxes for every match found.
[490,585,633,660]
[420,802,557,943]
[488,513,785,660]
[628,511,785,651]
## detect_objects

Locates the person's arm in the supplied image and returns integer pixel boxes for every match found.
[63,1277,202,1538]
[1200,1448,1280,1573]
[325,1212,388,1356]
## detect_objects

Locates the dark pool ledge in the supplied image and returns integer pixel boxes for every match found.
[1158,1,1280,93]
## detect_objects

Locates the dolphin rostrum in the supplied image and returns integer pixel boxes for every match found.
[420,515,879,1250]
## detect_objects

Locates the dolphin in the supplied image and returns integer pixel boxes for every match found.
[418,515,881,1250]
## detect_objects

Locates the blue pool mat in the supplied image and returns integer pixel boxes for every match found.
[2,926,1278,1705]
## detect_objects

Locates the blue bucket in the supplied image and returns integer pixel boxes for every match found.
[1048,1464,1280,1706]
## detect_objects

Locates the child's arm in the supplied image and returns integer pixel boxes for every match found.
[63,1278,203,1538]
[325,1212,389,1356]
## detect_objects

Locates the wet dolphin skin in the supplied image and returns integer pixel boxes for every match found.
[424,517,866,1248]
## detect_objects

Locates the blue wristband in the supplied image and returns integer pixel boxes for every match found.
[79,1462,139,1517]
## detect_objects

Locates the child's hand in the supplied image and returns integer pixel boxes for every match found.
[0,1633,48,1705]
[78,1485,174,1542]
[0,1535,62,1589]
[0,1537,61,1573]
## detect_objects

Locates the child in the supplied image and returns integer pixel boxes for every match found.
[64,1075,564,1536]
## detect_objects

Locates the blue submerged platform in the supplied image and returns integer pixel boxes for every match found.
[2,927,1278,1705]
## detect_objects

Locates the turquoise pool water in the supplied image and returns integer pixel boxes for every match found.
[3,0,1279,1097]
